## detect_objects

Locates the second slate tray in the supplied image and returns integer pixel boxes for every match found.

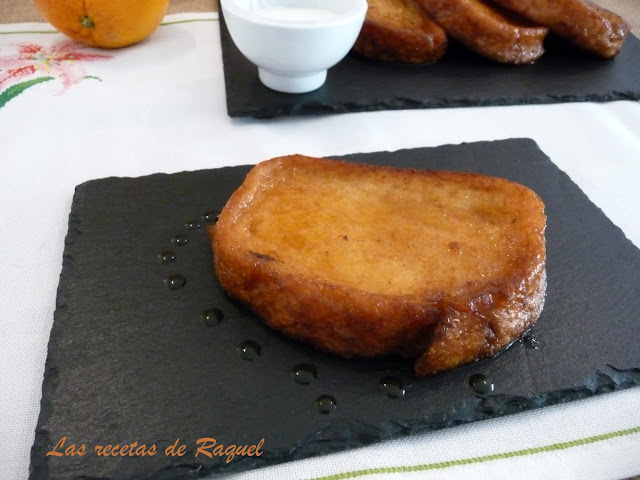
[219,7,640,118]
[30,139,640,479]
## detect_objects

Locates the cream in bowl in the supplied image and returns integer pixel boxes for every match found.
[220,0,367,94]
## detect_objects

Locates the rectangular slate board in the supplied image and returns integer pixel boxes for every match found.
[219,7,640,118]
[30,139,640,479]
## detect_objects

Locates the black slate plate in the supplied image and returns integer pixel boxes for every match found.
[219,7,640,118]
[31,139,640,480]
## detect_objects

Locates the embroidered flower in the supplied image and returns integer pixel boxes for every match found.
[0,40,112,109]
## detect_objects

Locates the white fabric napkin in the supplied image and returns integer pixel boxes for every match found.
[0,13,639,480]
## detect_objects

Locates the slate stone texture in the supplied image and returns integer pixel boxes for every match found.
[30,139,640,479]
[219,8,640,119]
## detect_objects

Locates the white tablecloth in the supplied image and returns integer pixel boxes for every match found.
[0,13,639,480]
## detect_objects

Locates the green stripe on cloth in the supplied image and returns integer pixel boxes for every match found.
[160,18,218,26]
[308,426,640,480]
[0,29,57,35]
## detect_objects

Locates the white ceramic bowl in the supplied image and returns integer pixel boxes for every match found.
[221,0,367,94]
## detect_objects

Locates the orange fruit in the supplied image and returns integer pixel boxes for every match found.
[34,0,171,48]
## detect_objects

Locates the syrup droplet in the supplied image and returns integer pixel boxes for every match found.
[171,233,189,247]
[379,376,405,398]
[523,333,540,350]
[202,209,220,223]
[202,308,223,327]
[158,249,176,264]
[185,219,202,230]
[315,395,336,414]
[164,274,186,290]
[236,340,261,361]
[469,373,494,395]
[292,364,317,385]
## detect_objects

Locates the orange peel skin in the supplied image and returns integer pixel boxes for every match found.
[34,0,171,49]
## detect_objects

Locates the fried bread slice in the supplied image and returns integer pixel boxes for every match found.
[351,0,448,63]
[208,155,547,375]
[417,0,549,64]
[490,0,630,58]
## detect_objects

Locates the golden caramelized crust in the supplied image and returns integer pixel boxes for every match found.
[417,0,549,64]
[209,155,547,376]
[352,0,448,63]
[490,0,630,58]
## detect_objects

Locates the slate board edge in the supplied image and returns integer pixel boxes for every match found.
[226,89,640,120]
[29,138,640,479]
